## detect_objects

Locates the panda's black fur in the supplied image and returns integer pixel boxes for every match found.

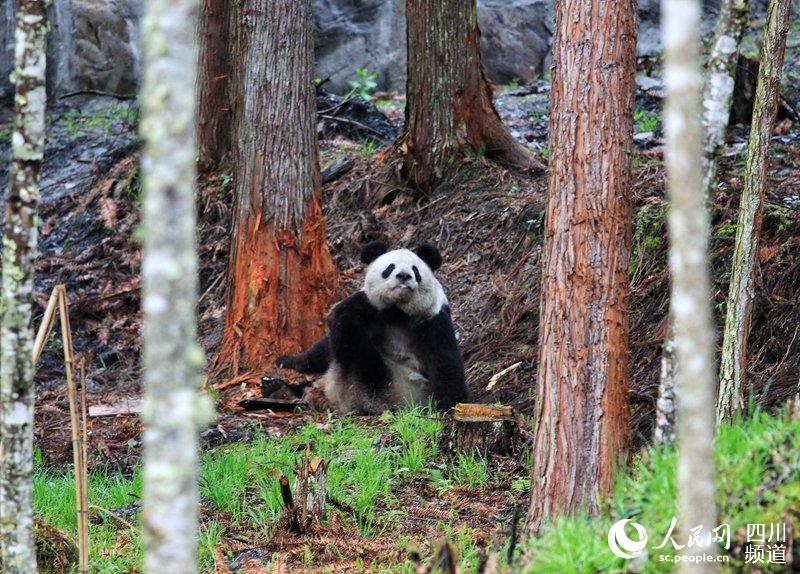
[276,241,468,413]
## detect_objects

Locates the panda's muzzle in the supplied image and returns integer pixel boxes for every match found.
[395,271,412,282]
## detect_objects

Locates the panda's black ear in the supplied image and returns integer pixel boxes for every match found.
[360,240,388,265]
[414,243,443,271]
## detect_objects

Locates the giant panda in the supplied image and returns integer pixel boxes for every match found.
[276,240,469,413]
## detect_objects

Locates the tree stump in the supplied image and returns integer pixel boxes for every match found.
[279,456,329,533]
[440,403,522,457]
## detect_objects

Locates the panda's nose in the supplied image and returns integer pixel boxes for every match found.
[396,271,412,282]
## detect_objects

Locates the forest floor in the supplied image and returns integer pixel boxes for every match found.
[2,27,800,572]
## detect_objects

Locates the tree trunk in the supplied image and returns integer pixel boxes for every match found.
[655,0,749,444]
[662,0,718,569]
[196,0,231,171]
[215,0,336,376]
[654,332,677,444]
[716,0,790,424]
[0,0,48,571]
[400,0,542,192]
[525,0,636,534]
[140,0,210,571]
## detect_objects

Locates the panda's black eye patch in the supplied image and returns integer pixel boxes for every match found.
[381,264,395,279]
[412,266,421,282]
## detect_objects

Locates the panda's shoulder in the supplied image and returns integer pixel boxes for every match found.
[329,290,379,318]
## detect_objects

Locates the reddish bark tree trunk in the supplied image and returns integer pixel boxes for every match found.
[215,0,336,376]
[525,0,636,534]
[400,0,542,191]
[196,0,232,171]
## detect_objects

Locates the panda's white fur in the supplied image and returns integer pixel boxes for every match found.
[363,249,447,317]
[323,248,447,412]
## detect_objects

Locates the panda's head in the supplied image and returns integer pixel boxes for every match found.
[361,241,447,317]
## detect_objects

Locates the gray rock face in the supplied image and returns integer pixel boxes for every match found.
[313,0,406,92]
[0,0,16,102]
[478,0,553,85]
[72,0,142,95]
[0,0,732,101]
[0,0,142,100]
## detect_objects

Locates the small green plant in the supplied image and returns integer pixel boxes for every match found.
[525,209,546,237]
[60,105,139,142]
[629,202,667,277]
[357,138,379,159]
[634,108,660,133]
[539,146,550,158]
[0,129,11,144]
[347,68,378,101]
[500,78,521,94]
[714,222,737,238]
[450,451,489,489]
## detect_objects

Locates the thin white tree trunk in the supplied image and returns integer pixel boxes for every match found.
[655,0,749,444]
[139,0,210,571]
[0,0,49,571]
[662,0,718,570]
[717,0,791,424]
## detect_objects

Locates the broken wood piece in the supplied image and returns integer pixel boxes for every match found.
[424,539,457,574]
[237,397,304,412]
[485,361,522,391]
[88,399,142,417]
[320,156,354,184]
[440,403,522,457]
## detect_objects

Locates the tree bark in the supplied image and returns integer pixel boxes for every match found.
[140,0,210,571]
[196,0,231,171]
[717,0,790,424]
[662,0,718,569]
[525,0,636,534]
[399,0,542,192]
[0,0,48,571]
[215,0,336,375]
[655,0,749,444]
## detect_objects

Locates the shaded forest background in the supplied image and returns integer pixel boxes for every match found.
[0,10,796,470]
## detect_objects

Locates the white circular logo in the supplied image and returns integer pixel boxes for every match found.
[607,519,648,559]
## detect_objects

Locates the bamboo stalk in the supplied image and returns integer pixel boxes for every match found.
[32,287,60,365]
[78,358,90,572]
[57,286,89,573]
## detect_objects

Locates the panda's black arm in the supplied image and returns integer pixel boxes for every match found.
[411,307,469,411]
[327,291,391,394]
[275,335,331,374]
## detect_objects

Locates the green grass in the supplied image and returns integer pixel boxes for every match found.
[357,138,380,159]
[59,105,138,142]
[35,468,143,572]
[629,202,667,277]
[34,406,447,572]
[521,410,800,573]
[634,108,660,133]
[34,409,800,572]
